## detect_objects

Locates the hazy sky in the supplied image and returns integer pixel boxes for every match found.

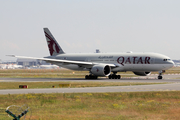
[1,0,180,61]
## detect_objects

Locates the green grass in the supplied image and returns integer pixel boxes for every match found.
[0,68,180,119]
[162,67,180,74]
[0,91,180,120]
[0,82,166,89]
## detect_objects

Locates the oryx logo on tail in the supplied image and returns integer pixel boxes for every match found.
[45,31,60,55]
[44,28,65,56]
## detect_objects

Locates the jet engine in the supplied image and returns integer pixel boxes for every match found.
[133,72,151,76]
[91,64,111,76]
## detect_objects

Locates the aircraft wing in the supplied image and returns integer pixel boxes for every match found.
[8,55,117,68]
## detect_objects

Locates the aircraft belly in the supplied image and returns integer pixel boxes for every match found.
[122,64,172,72]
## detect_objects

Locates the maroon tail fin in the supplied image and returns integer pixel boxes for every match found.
[43,28,65,56]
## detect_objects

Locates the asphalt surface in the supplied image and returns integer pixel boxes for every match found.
[0,74,180,94]
[0,83,180,94]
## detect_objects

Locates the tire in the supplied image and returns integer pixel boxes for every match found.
[158,76,162,79]
[85,75,89,79]
[93,76,97,79]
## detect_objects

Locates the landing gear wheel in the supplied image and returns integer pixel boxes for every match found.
[85,75,89,79]
[117,75,121,79]
[85,75,98,79]
[158,76,162,79]
[108,74,121,79]
[158,70,164,80]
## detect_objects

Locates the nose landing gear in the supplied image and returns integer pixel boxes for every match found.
[158,70,165,79]
[158,75,163,79]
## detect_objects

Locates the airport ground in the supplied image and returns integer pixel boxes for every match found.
[0,68,180,119]
[0,67,180,78]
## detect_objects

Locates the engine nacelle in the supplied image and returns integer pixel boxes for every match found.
[133,71,151,76]
[91,64,111,76]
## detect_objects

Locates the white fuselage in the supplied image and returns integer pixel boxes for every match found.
[47,52,174,72]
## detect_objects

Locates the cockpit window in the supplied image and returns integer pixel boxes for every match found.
[163,59,167,61]
[163,59,171,61]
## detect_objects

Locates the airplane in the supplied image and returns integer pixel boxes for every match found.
[9,28,174,79]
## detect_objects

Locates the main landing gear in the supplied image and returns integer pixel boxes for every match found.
[158,70,165,79]
[108,72,121,79]
[85,75,98,79]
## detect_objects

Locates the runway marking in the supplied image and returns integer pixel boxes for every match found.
[0,80,4,81]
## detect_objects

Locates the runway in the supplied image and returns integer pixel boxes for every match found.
[0,83,180,94]
[0,74,180,94]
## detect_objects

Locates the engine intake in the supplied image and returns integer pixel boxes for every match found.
[133,71,151,76]
[91,64,111,76]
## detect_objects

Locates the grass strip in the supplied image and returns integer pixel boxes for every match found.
[0,82,166,89]
[0,91,180,120]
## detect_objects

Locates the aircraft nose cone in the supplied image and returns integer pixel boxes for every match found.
[172,61,175,67]
[169,61,175,68]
